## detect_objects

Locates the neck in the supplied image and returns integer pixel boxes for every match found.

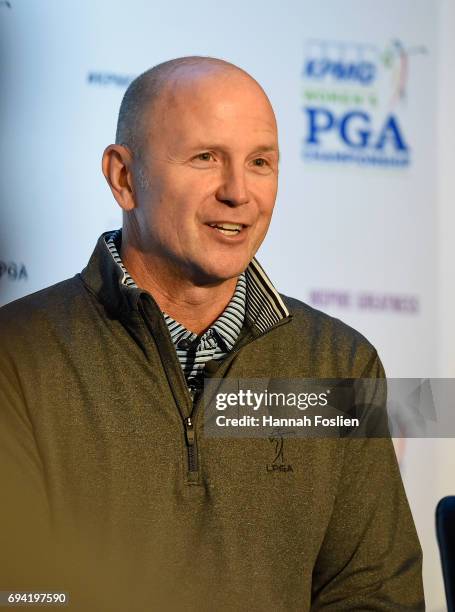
[120,237,238,336]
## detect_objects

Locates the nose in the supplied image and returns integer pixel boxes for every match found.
[215,164,250,207]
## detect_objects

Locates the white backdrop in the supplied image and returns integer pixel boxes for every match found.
[0,1,453,609]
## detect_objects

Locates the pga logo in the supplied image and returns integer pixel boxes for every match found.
[304,107,409,153]
[0,261,28,281]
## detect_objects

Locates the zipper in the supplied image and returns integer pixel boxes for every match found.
[138,298,197,474]
[184,385,202,473]
[184,416,197,472]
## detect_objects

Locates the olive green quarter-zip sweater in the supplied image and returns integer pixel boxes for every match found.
[0,234,424,611]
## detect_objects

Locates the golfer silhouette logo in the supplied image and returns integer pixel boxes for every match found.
[266,433,293,473]
[270,435,284,464]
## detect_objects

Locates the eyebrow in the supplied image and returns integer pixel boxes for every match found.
[254,145,280,160]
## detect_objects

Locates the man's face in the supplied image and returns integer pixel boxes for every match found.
[131,69,279,285]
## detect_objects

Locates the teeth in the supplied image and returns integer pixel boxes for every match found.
[218,228,239,236]
[209,222,243,234]
[217,223,242,230]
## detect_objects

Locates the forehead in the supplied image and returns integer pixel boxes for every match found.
[146,69,278,150]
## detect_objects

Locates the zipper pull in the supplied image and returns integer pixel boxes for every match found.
[185,417,195,445]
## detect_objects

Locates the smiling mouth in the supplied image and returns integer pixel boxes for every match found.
[208,222,245,236]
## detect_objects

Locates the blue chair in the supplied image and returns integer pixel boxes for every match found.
[436,496,455,612]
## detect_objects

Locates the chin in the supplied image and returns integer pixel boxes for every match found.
[195,258,249,285]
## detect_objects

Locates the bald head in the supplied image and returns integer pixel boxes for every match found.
[115,56,273,160]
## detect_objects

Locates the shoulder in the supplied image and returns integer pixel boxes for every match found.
[279,293,383,377]
[282,293,370,344]
[0,276,92,354]
[0,276,86,324]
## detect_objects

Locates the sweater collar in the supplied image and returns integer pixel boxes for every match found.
[80,229,290,335]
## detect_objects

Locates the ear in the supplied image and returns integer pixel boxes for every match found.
[102,144,136,212]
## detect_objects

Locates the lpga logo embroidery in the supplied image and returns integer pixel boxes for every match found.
[266,430,294,473]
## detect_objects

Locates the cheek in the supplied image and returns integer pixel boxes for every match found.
[257,193,276,220]
[152,194,200,245]
[254,177,277,210]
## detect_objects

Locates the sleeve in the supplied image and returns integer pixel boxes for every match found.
[0,353,56,590]
[310,351,425,610]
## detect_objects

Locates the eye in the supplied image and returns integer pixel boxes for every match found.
[195,152,215,162]
[252,158,268,167]
[250,157,274,173]
[190,151,218,169]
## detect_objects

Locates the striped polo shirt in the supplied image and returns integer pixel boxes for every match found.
[105,229,290,390]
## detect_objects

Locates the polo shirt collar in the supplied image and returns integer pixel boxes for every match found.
[163,274,247,352]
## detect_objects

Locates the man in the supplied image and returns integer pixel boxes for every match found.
[0,57,424,610]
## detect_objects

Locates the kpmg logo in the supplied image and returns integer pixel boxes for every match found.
[87,72,135,88]
[304,50,376,86]
[301,39,426,169]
